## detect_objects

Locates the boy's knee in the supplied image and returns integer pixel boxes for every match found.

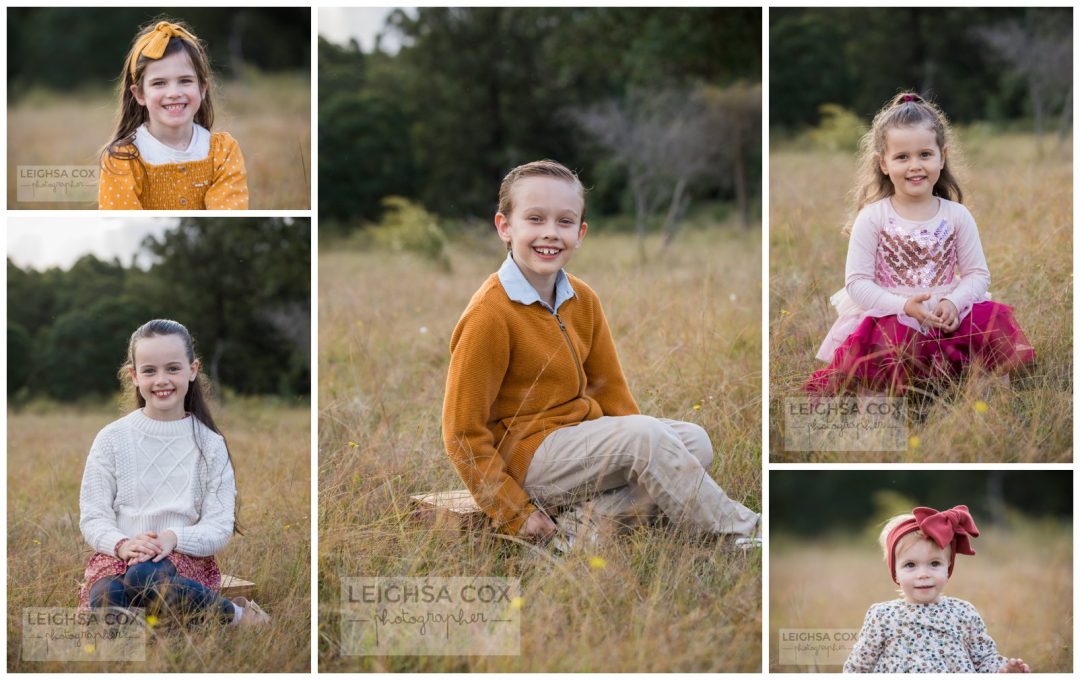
[620,414,663,438]
[681,423,714,468]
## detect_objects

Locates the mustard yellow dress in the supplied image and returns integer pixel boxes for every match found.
[98,129,248,210]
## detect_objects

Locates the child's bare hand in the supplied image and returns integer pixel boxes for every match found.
[931,299,960,332]
[1000,657,1030,673]
[903,293,936,328]
[150,530,178,563]
[518,510,557,543]
[118,538,160,564]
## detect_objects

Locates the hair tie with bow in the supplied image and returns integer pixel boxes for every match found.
[886,505,979,583]
[129,21,198,79]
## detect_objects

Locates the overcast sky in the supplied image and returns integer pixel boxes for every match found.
[319,7,417,53]
[7,217,178,270]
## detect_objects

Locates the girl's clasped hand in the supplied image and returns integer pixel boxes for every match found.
[903,293,960,333]
[118,530,178,565]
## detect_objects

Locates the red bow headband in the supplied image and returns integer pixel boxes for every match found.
[886,505,979,584]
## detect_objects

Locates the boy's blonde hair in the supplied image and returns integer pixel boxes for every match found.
[497,159,587,222]
[845,92,963,234]
[879,513,954,563]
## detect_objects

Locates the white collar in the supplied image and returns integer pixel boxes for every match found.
[496,252,576,312]
[134,123,211,165]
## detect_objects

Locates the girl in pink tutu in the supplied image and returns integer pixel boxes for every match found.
[806,92,1034,395]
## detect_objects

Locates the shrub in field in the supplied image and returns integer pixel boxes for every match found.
[806,104,866,152]
[370,197,452,271]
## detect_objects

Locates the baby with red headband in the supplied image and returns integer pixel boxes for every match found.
[843,505,1030,673]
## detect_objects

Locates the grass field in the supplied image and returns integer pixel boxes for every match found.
[769,132,1072,461]
[769,521,1073,672]
[7,73,310,209]
[318,224,763,671]
[7,400,310,672]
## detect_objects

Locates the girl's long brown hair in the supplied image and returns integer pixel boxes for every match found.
[119,319,241,535]
[102,19,215,165]
[845,91,964,234]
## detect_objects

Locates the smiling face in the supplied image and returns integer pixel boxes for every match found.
[130,48,206,141]
[878,124,946,207]
[495,175,588,300]
[129,333,199,421]
[894,536,951,605]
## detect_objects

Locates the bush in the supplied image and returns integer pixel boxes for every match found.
[806,103,866,152]
[369,196,451,271]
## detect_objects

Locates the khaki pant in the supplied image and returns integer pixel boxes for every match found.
[523,415,759,537]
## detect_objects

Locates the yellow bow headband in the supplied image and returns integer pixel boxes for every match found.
[128,22,198,79]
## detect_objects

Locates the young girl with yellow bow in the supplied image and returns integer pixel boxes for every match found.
[99,20,248,210]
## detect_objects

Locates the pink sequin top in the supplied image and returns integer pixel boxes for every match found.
[875,213,958,288]
[816,198,991,361]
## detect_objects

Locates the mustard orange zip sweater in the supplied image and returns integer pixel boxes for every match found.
[442,272,639,536]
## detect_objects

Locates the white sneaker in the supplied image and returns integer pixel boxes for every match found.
[734,513,763,550]
[734,536,763,550]
[551,504,602,554]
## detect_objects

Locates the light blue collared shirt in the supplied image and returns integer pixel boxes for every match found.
[497,253,576,313]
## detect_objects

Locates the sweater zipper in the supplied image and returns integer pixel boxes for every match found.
[553,311,585,396]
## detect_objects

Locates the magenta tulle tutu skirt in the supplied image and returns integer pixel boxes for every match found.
[805,301,1035,395]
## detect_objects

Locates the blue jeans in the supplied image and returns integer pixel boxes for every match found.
[89,560,235,623]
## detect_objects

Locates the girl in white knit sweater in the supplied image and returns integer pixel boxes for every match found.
[78,319,268,626]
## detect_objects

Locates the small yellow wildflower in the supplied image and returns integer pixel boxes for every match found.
[908,436,921,450]
[146,615,158,627]
[693,403,702,411]
[33,539,40,545]
[510,596,524,610]
[82,644,96,654]
[588,556,607,570]
[284,524,292,530]
[973,401,989,414]
[348,441,360,448]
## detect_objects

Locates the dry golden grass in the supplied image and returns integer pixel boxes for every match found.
[770,522,1073,672]
[7,400,310,672]
[770,132,1072,461]
[318,225,762,671]
[6,72,310,209]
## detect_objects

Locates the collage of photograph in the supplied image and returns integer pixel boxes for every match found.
[3,3,1074,675]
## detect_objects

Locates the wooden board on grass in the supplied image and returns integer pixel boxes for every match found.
[410,489,488,531]
[220,574,256,600]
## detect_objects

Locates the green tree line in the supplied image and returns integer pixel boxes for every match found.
[771,7,1072,131]
[319,7,762,229]
[771,470,1071,537]
[7,218,310,403]
[8,7,310,98]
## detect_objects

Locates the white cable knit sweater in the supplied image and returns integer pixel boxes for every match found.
[79,409,236,558]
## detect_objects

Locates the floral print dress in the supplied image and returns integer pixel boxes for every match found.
[843,597,1006,673]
